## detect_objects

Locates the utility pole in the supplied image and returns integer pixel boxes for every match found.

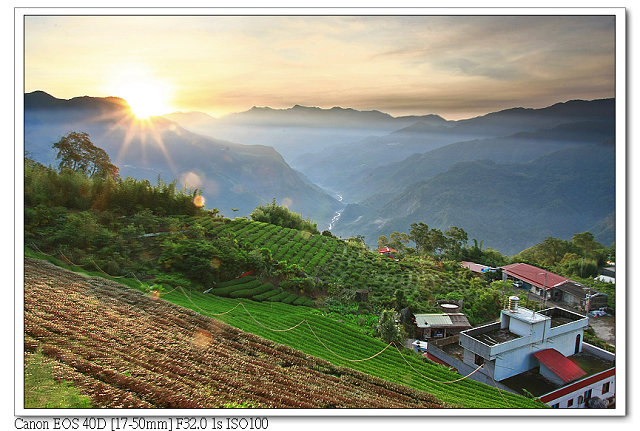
[539,272,548,309]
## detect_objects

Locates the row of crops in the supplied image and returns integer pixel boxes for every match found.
[212,275,314,307]
[196,216,439,301]
[24,250,542,408]
[162,285,543,409]
[25,258,447,409]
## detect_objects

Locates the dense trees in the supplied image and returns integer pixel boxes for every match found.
[378,223,474,261]
[250,198,319,234]
[25,158,204,217]
[514,232,609,278]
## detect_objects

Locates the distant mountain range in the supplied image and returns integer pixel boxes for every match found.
[332,142,615,255]
[164,105,448,162]
[24,91,341,224]
[24,92,617,254]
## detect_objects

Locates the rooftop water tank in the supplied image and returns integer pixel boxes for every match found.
[508,296,520,312]
[439,303,460,313]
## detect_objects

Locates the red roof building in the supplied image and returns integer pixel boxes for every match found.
[533,348,588,384]
[377,247,397,254]
[501,262,568,290]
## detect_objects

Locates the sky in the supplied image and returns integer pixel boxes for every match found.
[24,14,616,120]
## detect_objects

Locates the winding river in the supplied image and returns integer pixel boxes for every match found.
[328,193,345,231]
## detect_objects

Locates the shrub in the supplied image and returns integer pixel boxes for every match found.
[214,280,262,296]
[281,293,299,304]
[229,283,275,298]
[253,288,281,301]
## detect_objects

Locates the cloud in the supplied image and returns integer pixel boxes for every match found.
[24,15,616,119]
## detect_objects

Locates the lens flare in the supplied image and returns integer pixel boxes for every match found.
[282,197,293,208]
[192,329,213,349]
[194,195,206,208]
[210,257,222,269]
[298,231,312,240]
[181,171,203,189]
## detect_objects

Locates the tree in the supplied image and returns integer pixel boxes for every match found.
[389,231,410,251]
[377,235,390,249]
[571,232,598,257]
[444,226,468,258]
[53,132,119,179]
[409,222,449,257]
[409,222,430,254]
[376,309,403,344]
[538,237,572,267]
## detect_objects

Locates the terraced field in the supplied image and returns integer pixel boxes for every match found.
[24,256,543,409]
[24,258,449,409]
[197,217,440,302]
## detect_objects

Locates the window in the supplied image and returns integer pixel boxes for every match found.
[474,354,485,366]
[584,389,592,400]
[578,395,584,405]
[602,382,610,394]
[567,399,574,407]
[552,403,560,409]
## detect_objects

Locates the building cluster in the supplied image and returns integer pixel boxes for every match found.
[411,262,615,409]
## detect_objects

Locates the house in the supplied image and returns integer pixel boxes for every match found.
[501,263,568,301]
[461,261,497,275]
[413,313,472,340]
[502,262,608,311]
[377,247,398,259]
[598,265,615,284]
[455,297,615,408]
[551,280,608,312]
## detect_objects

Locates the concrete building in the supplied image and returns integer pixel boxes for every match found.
[454,297,615,408]
[551,280,608,312]
[459,298,589,381]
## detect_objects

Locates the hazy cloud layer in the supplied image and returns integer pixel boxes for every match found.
[24,14,615,119]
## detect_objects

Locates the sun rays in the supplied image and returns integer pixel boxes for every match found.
[118,80,173,120]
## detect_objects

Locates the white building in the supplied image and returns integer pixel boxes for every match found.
[458,297,615,408]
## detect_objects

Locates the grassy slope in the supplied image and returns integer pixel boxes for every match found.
[24,350,93,408]
[25,249,542,409]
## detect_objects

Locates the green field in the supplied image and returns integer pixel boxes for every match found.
[160,286,541,408]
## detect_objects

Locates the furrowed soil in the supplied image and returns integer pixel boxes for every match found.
[23,258,448,409]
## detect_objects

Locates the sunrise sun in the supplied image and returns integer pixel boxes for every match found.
[117,79,172,119]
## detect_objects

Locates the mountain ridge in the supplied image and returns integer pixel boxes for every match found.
[24,90,341,225]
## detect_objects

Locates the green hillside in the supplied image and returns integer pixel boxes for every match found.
[24,156,550,408]
[24,248,541,409]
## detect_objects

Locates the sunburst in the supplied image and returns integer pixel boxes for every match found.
[118,80,172,119]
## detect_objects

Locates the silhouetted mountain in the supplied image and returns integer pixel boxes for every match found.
[24,91,341,224]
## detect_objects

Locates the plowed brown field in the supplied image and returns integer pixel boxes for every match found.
[24,258,448,409]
